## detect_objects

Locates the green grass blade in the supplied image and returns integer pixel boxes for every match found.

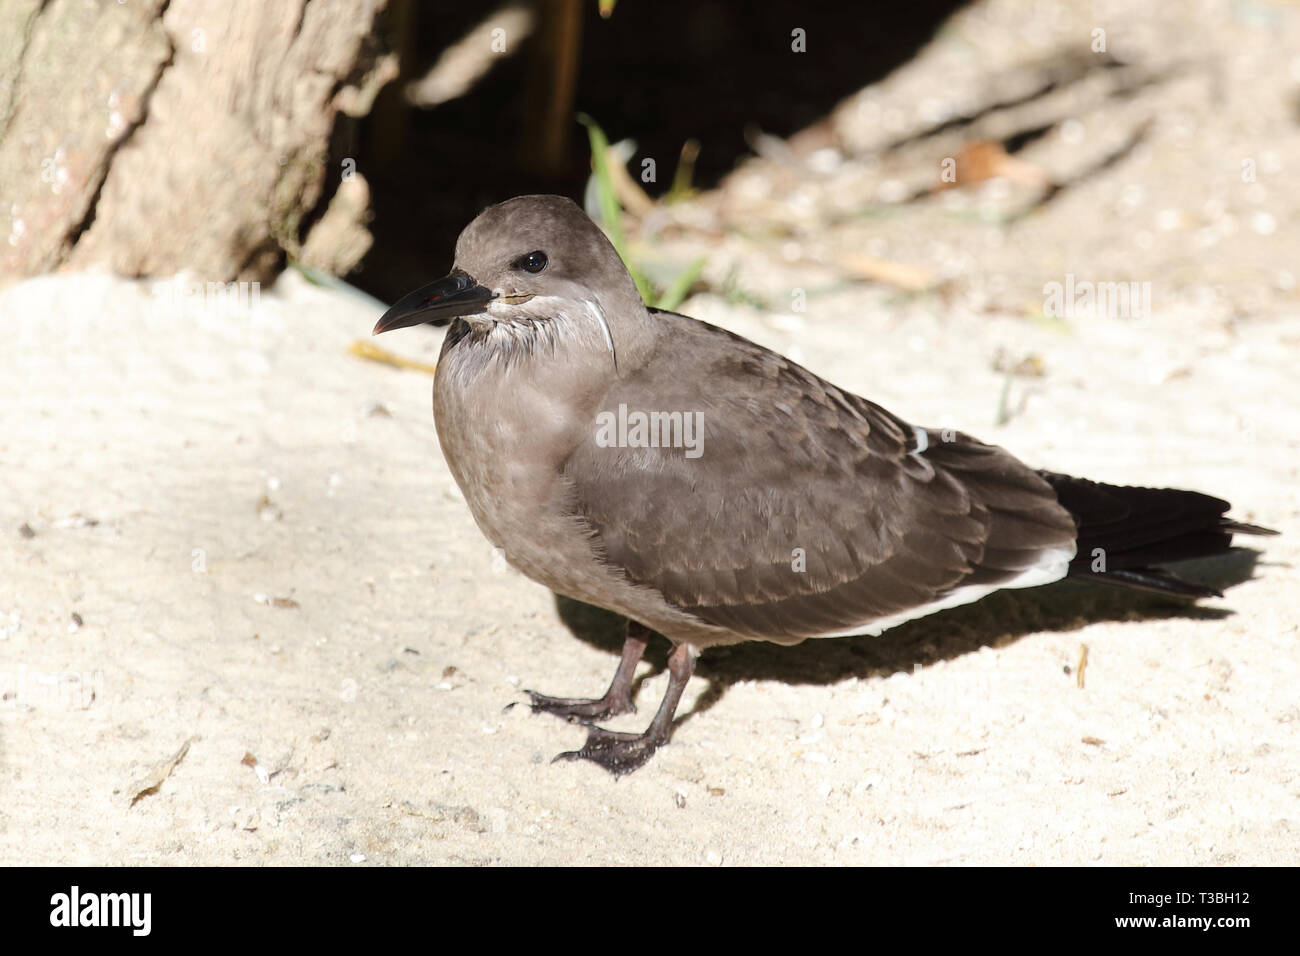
[577,112,654,302]
[653,256,707,311]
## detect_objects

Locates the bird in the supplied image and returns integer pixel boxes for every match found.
[373,194,1276,775]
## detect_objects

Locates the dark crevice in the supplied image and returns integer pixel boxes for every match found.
[295,114,358,250]
[289,0,309,46]
[876,115,1155,216]
[879,52,1159,157]
[62,2,175,259]
[880,77,1066,155]
[294,19,388,257]
[1012,118,1153,220]
[232,230,284,282]
[1003,122,1057,155]
[849,49,1172,214]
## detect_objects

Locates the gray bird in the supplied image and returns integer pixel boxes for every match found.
[374,194,1276,775]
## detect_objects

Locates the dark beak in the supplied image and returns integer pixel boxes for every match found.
[373,270,496,334]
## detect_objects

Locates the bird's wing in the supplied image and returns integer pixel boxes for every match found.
[561,316,1077,642]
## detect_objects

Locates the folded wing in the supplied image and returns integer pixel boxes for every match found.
[562,316,1078,642]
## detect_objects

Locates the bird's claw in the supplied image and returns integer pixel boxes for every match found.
[525,689,636,722]
[552,725,662,776]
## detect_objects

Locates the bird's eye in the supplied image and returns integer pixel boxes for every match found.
[515,250,548,274]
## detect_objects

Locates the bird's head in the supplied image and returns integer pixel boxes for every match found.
[373,195,645,368]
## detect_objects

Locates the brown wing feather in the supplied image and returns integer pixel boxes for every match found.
[562,315,1077,642]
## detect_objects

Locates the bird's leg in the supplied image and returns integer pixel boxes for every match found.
[526,620,650,721]
[555,641,697,776]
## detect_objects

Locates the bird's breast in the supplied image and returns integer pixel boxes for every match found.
[431,341,605,588]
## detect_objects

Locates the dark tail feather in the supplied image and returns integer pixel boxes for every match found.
[1100,568,1223,599]
[1038,472,1278,599]
[1220,520,1277,536]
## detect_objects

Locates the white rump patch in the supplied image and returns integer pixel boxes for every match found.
[911,426,929,455]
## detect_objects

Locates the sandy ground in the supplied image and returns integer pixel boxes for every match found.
[2,0,1298,865]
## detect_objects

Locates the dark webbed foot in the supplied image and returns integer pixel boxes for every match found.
[549,640,697,777]
[553,725,666,775]
[526,620,649,722]
[526,689,635,721]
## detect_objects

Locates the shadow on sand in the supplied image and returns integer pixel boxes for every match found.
[549,549,1271,728]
